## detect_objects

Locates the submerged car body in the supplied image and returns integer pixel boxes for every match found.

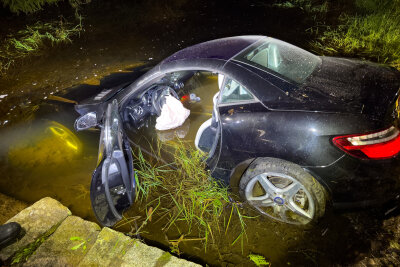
[75,36,400,226]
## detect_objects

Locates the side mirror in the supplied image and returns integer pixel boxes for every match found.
[74,112,97,131]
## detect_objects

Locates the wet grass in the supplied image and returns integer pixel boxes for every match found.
[273,0,329,14]
[1,0,89,14]
[11,222,60,264]
[129,140,250,252]
[0,18,82,75]
[1,0,61,14]
[309,0,400,69]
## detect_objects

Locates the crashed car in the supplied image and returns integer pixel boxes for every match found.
[74,36,400,226]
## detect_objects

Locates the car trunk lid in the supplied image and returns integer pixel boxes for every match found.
[285,57,400,122]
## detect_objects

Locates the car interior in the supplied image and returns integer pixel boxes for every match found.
[122,71,222,157]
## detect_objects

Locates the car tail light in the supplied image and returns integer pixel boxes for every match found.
[332,126,400,159]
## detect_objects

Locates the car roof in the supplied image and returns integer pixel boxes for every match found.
[162,36,265,63]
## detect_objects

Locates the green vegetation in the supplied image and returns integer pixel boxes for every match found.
[248,253,270,267]
[274,0,328,15]
[0,19,82,74]
[0,0,88,75]
[11,223,59,264]
[310,0,400,69]
[1,0,89,14]
[70,236,90,252]
[390,240,400,250]
[1,0,61,14]
[123,140,251,252]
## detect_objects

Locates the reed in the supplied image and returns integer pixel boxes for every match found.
[132,140,250,251]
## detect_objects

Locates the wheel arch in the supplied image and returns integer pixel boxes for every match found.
[229,157,257,192]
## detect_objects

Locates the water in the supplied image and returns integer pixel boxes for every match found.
[0,0,396,266]
[0,67,388,266]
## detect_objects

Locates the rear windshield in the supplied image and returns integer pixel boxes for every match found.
[234,38,321,84]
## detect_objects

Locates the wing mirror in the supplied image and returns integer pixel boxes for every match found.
[74,112,98,131]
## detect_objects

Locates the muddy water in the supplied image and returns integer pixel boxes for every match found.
[0,0,395,266]
[0,105,97,218]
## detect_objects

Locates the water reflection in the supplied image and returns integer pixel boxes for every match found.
[0,107,98,220]
[9,121,81,168]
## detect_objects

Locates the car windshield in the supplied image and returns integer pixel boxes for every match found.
[234,38,321,83]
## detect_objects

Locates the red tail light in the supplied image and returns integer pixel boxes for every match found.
[332,126,400,159]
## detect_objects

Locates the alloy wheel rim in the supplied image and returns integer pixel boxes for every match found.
[244,172,315,225]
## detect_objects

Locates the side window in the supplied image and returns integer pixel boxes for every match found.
[245,43,282,72]
[220,78,254,104]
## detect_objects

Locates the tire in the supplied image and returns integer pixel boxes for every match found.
[239,157,327,225]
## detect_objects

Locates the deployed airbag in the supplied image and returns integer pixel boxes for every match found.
[155,95,190,130]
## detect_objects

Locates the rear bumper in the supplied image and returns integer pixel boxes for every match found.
[306,154,400,208]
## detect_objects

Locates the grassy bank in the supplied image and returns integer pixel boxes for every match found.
[0,0,87,75]
[310,0,400,69]
[121,141,250,253]
[0,19,82,74]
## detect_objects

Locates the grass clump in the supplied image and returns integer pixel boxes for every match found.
[249,253,270,267]
[0,19,82,74]
[273,0,329,14]
[310,0,400,69]
[1,0,89,14]
[131,140,249,251]
[1,0,61,14]
[11,223,59,264]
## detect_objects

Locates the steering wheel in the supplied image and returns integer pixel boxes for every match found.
[151,86,179,116]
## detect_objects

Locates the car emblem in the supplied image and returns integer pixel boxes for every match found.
[273,197,285,205]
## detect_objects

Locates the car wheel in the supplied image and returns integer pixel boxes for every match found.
[239,158,327,225]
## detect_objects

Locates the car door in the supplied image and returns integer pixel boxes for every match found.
[90,99,135,227]
[216,77,261,171]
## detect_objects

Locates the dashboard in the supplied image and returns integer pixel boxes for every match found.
[123,85,179,129]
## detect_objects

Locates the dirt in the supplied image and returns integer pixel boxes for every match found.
[353,214,400,266]
[0,193,28,225]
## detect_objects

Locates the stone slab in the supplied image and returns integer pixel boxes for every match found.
[121,238,200,267]
[78,227,133,267]
[24,215,101,267]
[79,227,200,267]
[0,197,71,261]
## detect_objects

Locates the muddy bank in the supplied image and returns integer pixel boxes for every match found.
[353,214,400,266]
[0,193,27,225]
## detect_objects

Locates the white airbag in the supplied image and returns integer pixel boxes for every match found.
[155,95,190,131]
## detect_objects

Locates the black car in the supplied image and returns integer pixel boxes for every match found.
[74,36,400,226]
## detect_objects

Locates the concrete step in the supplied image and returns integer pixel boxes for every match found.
[0,197,71,262]
[79,227,200,267]
[0,197,200,266]
[24,216,101,267]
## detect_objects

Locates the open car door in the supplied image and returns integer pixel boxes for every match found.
[90,99,135,227]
